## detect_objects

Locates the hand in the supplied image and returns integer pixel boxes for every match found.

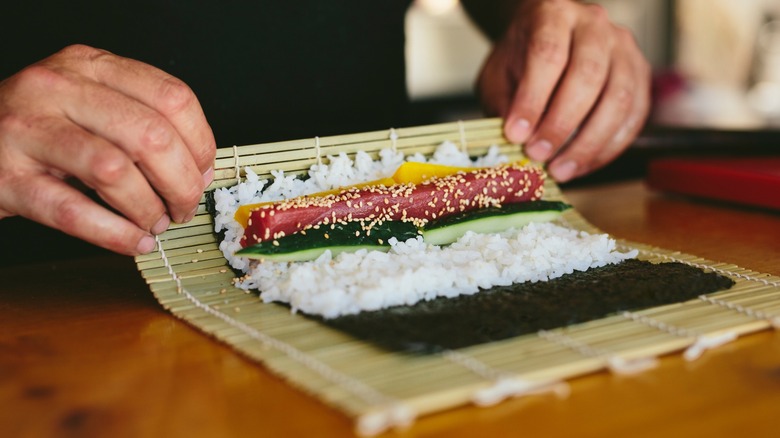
[477,0,651,182]
[0,44,216,255]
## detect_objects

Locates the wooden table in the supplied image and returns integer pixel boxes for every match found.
[2,180,779,438]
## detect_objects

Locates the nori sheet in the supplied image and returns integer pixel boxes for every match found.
[310,260,735,353]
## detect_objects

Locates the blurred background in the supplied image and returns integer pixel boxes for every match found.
[406,0,780,129]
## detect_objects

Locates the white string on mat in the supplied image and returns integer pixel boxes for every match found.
[232,145,241,184]
[457,120,468,154]
[537,329,657,375]
[389,128,398,152]
[314,136,322,166]
[153,236,415,437]
[440,349,569,407]
[699,295,780,329]
[621,310,738,361]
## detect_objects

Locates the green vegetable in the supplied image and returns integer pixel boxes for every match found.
[236,200,570,262]
[421,200,571,245]
[235,220,419,262]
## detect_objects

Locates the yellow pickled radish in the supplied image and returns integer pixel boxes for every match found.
[390,160,529,184]
[391,162,475,184]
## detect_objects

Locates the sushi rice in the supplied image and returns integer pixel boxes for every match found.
[213,142,638,318]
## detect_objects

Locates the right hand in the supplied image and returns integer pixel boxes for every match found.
[0,44,216,255]
[476,0,651,182]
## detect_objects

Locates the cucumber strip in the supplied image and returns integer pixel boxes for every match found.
[235,220,419,261]
[237,245,393,263]
[421,200,571,246]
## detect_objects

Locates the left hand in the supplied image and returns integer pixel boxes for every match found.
[477,0,651,182]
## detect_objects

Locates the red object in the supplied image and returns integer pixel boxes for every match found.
[646,157,780,210]
[241,164,545,246]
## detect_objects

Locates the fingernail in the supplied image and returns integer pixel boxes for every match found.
[136,235,156,254]
[526,140,553,162]
[151,214,170,235]
[550,160,578,182]
[507,119,531,143]
[202,166,214,189]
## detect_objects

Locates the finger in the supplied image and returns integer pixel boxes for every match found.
[24,117,170,234]
[593,69,651,168]
[59,45,216,175]
[54,71,204,223]
[503,9,574,146]
[591,40,652,171]
[546,56,634,181]
[549,43,651,181]
[477,44,515,118]
[1,174,156,255]
[525,15,613,163]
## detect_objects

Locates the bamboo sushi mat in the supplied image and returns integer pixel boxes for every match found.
[135,118,780,436]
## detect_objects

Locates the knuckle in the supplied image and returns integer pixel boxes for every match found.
[528,30,569,67]
[195,143,217,169]
[59,44,114,68]
[169,184,202,212]
[585,3,609,20]
[58,44,103,59]
[13,64,66,92]
[51,195,84,233]
[616,26,638,46]
[90,149,132,185]
[167,177,203,208]
[138,116,175,154]
[543,119,576,145]
[156,78,196,115]
[538,0,569,17]
[612,85,635,112]
[573,57,608,84]
[570,139,600,159]
[0,112,28,136]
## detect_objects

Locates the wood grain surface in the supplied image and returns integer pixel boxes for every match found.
[1,179,778,438]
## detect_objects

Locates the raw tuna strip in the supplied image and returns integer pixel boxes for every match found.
[233,177,396,229]
[241,163,545,247]
[234,161,483,229]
